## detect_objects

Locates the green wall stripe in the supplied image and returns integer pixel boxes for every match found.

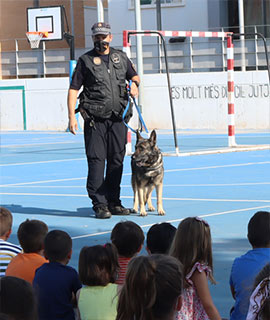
[0,85,27,130]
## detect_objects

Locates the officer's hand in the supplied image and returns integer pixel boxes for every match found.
[130,82,139,98]
[69,116,78,135]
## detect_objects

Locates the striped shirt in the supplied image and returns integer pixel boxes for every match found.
[115,256,132,285]
[0,239,22,277]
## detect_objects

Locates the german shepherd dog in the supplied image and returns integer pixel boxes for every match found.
[131,130,165,216]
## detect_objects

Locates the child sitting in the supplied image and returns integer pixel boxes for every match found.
[77,243,119,320]
[116,254,183,320]
[0,207,22,277]
[33,230,81,320]
[170,217,221,320]
[0,276,38,320]
[230,211,270,320]
[111,221,144,285]
[246,263,270,320]
[146,222,176,254]
[5,219,48,283]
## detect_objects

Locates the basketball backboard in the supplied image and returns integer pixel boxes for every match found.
[27,6,64,41]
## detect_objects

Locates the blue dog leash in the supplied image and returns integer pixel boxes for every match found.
[122,80,149,134]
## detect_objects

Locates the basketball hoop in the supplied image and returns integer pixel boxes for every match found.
[26,31,48,49]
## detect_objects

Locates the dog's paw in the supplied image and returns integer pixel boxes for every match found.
[147,205,155,212]
[158,208,165,215]
[130,208,137,214]
[140,210,148,216]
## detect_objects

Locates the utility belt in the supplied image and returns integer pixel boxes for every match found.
[75,106,126,129]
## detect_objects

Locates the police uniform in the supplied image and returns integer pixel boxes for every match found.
[70,32,138,217]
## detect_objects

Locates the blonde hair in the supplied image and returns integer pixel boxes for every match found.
[0,207,13,236]
[170,217,215,284]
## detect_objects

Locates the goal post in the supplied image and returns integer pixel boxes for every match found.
[123,29,237,149]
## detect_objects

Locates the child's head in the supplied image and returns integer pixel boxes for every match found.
[44,230,72,263]
[248,211,270,248]
[0,207,13,239]
[146,222,176,254]
[17,219,48,253]
[79,243,118,286]
[170,217,214,283]
[0,276,38,320]
[116,254,183,320]
[111,221,144,258]
[247,263,270,320]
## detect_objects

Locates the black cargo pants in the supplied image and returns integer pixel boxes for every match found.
[84,116,127,208]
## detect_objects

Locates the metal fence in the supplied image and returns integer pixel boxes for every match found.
[1,26,269,78]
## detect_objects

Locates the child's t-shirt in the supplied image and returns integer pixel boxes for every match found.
[0,239,22,277]
[115,256,132,285]
[33,261,82,320]
[176,262,211,320]
[78,283,118,320]
[5,252,47,283]
[229,248,270,320]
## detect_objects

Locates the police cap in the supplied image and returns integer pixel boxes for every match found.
[91,22,111,36]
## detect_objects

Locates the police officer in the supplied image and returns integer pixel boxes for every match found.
[67,22,140,219]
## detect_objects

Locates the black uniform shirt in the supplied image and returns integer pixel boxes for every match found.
[70,50,137,90]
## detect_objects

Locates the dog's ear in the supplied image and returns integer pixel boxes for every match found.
[136,130,144,142]
[149,130,156,146]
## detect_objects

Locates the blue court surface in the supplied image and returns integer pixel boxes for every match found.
[1,130,270,319]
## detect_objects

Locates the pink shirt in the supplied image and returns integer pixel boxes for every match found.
[176,262,212,320]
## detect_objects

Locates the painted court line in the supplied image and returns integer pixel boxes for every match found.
[2,182,270,188]
[1,141,80,148]
[1,161,269,185]
[71,205,270,239]
[0,158,85,167]
[3,182,270,188]
[0,177,85,187]
[1,158,269,168]
[1,192,269,203]
[165,161,270,172]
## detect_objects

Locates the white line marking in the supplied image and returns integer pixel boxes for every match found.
[1,141,81,148]
[159,197,270,203]
[165,161,270,172]
[72,205,270,239]
[1,192,269,203]
[3,182,270,188]
[1,158,269,168]
[0,192,88,197]
[0,177,85,187]
[0,158,85,167]
[123,182,270,187]
[2,186,86,188]
[1,182,269,188]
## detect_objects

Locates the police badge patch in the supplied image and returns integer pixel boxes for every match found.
[111,53,120,64]
[93,57,101,65]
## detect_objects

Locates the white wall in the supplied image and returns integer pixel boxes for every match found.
[0,71,269,131]
[108,0,209,47]
[0,78,70,131]
[142,71,270,130]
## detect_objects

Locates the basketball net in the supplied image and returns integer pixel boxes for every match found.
[26,32,48,49]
